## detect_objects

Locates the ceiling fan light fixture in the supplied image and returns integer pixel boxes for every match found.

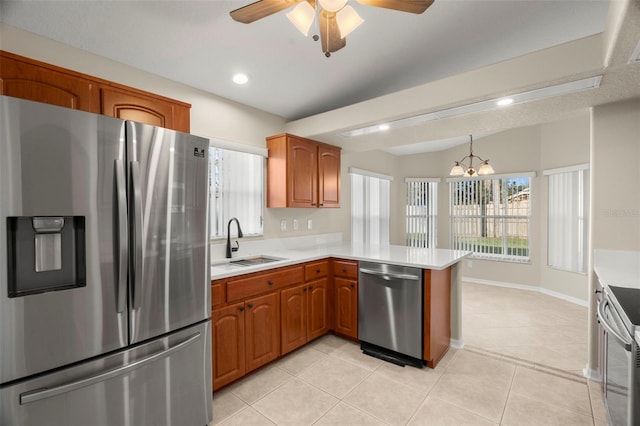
[318,0,348,12]
[336,5,364,38]
[286,1,316,36]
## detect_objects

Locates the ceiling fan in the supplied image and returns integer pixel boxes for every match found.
[230,0,434,57]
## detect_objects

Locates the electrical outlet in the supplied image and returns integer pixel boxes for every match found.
[307,219,313,230]
[293,219,299,230]
[280,219,287,231]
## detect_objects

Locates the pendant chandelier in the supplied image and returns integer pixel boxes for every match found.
[449,135,495,177]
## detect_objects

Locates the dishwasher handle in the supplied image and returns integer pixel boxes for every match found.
[359,268,421,281]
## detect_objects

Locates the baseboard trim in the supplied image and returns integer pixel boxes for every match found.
[583,366,601,382]
[462,277,588,307]
[450,338,464,349]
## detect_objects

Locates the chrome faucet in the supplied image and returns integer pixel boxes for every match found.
[226,217,243,258]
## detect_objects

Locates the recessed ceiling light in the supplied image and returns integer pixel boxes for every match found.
[496,98,514,106]
[378,124,390,131]
[232,73,249,85]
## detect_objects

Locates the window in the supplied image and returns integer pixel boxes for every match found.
[449,174,533,262]
[350,167,391,245]
[406,178,439,248]
[209,146,264,239]
[545,164,589,273]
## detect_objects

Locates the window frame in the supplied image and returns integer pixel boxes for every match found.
[544,164,589,274]
[406,178,439,248]
[448,172,535,263]
[350,167,392,245]
[208,143,266,241]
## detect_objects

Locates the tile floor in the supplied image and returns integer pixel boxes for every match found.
[462,282,589,376]
[211,283,606,426]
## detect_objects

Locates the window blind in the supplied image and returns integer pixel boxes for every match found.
[406,178,439,248]
[209,147,264,238]
[351,169,391,245]
[545,164,589,273]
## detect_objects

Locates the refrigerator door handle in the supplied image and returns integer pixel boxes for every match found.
[130,161,144,310]
[114,159,128,314]
[19,332,201,405]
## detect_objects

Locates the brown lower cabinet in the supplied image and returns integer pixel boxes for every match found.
[212,292,279,390]
[280,278,329,355]
[212,258,452,391]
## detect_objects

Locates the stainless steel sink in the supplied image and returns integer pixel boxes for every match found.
[229,255,285,267]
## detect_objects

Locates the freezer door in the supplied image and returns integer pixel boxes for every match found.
[127,121,210,343]
[0,96,128,383]
[0,320,213,426]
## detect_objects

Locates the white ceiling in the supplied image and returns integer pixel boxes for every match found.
[1,0,639,154]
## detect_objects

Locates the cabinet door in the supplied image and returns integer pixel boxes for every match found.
[245,293,280,373]
[318,145,341,208]
[287,137,318,208]
[307,278,329,341]
[280,284,307,355]
[0,54,98,113]
[334,278,358,339]
[212,303,245,390]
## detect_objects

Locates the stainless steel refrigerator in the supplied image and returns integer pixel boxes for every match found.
[0,95,212,425]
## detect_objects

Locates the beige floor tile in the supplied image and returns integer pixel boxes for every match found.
[211,389,249,425]
[588,380,607,421]
[275,345,327,375]
[343,373,427,425]
[218,407,276,426]
[252,378,338,425]
[314,402,388,426]
[374,360,443,394]
[429,352,514,422]
[298,354,371,398]
[510,367,591,415]
[228,366,293,404]
[407,396,498,426]
[331,340,384,371]
[307,334,350,355]
[502,393,594,426]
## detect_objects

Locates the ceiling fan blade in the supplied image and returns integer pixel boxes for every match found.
[355,0,434,14]
[319,9,346,56]
[230,0,303,23]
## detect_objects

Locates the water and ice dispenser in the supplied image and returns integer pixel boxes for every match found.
[7,216,86,297]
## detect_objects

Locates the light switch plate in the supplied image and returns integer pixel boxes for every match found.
[280,219,287,231]
[307,219,313,230]
[293,219,299,230]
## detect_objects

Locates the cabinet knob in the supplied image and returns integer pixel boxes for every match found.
[342,268,347,273]
[239,306,245,312]
[311,203,317,206]
[247,303,253,309]
[350,284,355,288]
[303,288,307,292]
[316,269,321,273]
[308,286,313,290]
[320,203,324,206]
[268,280,274,286]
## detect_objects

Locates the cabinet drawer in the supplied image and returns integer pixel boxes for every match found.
[333,259,358,279]
[211,280,226,309]
[227,266,304,302]
[305,261,329,281]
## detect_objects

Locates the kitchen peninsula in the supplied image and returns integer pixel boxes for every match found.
[210,234,470,390]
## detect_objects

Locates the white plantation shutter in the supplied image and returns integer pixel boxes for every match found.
[350,168,391,245]
[406,178,439,248]
[545,164,589,273]
[209,146,264,238]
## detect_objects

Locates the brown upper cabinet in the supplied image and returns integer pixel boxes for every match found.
[266,133,341,208]
[0,51,191,133]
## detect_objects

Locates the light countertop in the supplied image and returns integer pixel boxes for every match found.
[211,243,471,280]
[593,249,640,290]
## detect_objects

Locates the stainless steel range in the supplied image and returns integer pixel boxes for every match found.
[597,285,640,426]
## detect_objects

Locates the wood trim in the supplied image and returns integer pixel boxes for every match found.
[424,267,451,367]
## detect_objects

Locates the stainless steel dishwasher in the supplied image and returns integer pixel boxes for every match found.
[358,261,424,368]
